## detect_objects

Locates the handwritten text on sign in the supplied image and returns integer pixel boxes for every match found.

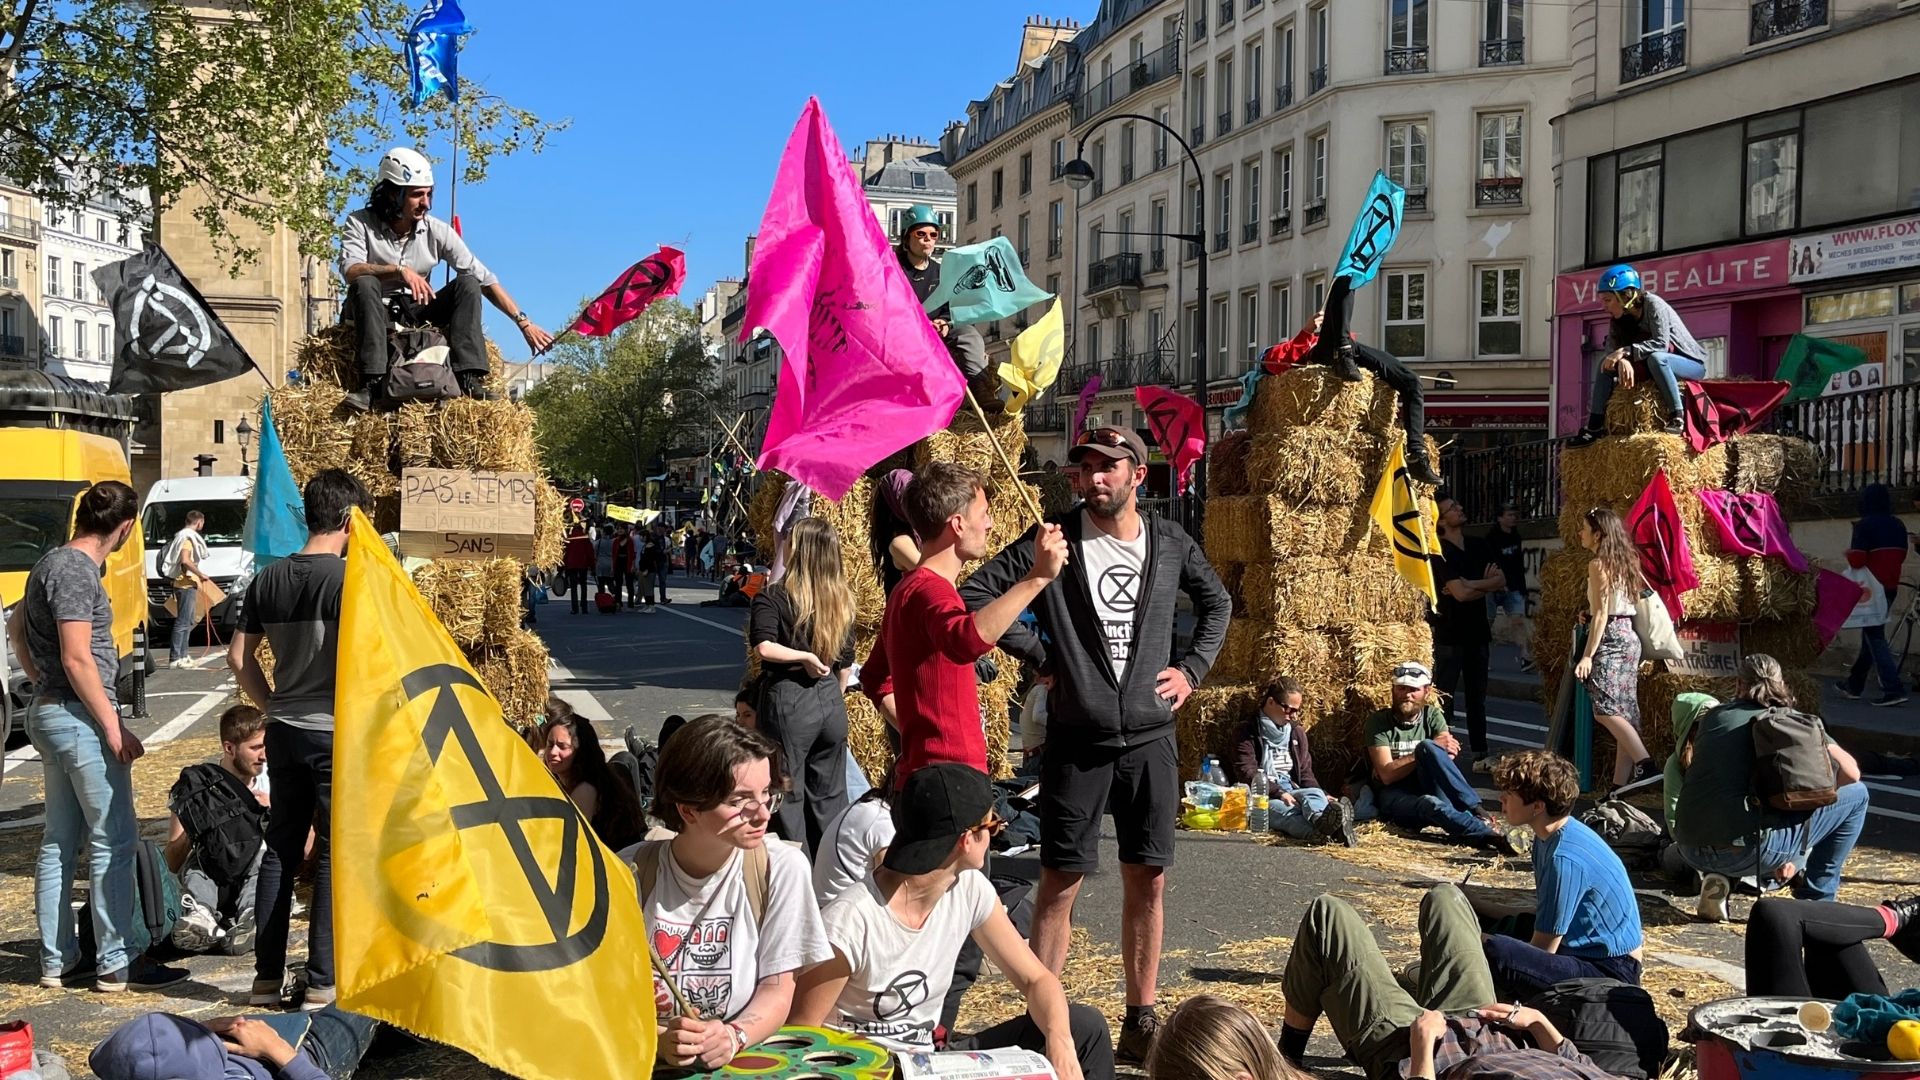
[400,468,536,561]
[1665,621,1740,679]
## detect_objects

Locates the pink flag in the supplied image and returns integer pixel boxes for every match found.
[1625,468,1699,621]
[1814,569,1867,649]
[1072,373,1103,437]
[572,246,686,337]
[1697,490,1809,571]
[745,99,963,500]
[1135,385,1206,494]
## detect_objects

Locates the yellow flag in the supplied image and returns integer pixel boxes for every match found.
[1368,441,1439,606]
[332,509,655,1080]
[997,298,1066,414]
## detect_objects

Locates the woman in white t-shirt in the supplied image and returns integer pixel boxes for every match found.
[624,716,832,1070]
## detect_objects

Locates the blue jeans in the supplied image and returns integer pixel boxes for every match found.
[845,749,872,802]
[29,696,138,977]
[258,1006,380,1080]
[170,585,197,662]
[1679,781,1870,901]
[1271,786,1331,839]
[1375,740,1497,842]
[1592,348,1705,416]
[1486,590,1527,620]
[1482,934,1643,1000]
[1848,623,1903,696]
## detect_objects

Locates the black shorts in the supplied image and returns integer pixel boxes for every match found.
[1038,733,1177,872]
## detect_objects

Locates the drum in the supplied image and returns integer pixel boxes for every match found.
[721,1026,895,1080]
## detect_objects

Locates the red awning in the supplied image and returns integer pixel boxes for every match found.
[1424,392,1548,431]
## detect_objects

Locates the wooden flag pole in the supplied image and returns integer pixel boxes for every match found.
[646,934,700,1020]
[964,389,1045,523]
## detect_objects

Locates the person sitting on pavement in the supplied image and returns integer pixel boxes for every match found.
[1144,995,1315,1080]
[1365,662,1519,855]
[164,704,270,956]
[1231,677,1357,847]
[90,1007,377,1080]
[1483,750,1644,998]
[703,563,765,608]
[1675,653,1869,921]
[339,147,553,409]
[624,716,832,1070]
[535,696,643,851]
[1566,264,1707,446]
[1745,893,1920,1001]
[794,764,1111,1080]
[1837,483,1909,707]
[1280,884,1620,1080]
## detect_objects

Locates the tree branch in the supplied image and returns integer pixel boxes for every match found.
[2,0,41,68]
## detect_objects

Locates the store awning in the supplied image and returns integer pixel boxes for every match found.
[1423,392,1549,431]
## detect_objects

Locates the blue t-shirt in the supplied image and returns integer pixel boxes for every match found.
[1534,817,1642,959]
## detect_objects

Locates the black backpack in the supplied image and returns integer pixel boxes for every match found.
[1751,706,1838,812]
[1579,798,1666,870]
[169,763,267,884]
[1525,978,1669,1079]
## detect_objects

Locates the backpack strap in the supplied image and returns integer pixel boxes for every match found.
[631,839,769,930]
[631,839,665,905]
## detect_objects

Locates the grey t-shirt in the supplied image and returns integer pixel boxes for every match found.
[241,554,345,731]
[24,546,118,705]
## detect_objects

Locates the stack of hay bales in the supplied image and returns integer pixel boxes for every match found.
[752,406,1040,782]
[1181,365,1436,785]
[1534,383,1826,765]
[261,327,565,727]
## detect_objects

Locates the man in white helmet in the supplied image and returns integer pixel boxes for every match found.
[339,147,553,407]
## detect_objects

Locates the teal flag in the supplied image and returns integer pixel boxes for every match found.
[922,236,1052,326]
[241,396,306,567]
[1333,171,1407,290]
[1775,333,1868,403]
[1222,365,1263,430]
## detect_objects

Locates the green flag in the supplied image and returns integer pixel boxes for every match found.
[1775,333,1867,403]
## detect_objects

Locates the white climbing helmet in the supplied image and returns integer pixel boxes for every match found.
[377,147,434,189]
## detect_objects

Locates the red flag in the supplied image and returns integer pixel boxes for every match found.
[451,214,462,237]
[1625,468,1698,620]
[1135,385,1206,494]
[571,246,687,337]
[1680,380,1790,451]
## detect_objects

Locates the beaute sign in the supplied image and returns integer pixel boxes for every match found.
[1555,238,1791,316]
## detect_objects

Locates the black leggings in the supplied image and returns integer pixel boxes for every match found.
[1746,896,1889,1000]
[1315,276,1426,454]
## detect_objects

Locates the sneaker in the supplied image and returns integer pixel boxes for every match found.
[1518,656,1536,673]
[248,977,286,1007]
[1613,758,1663,797]
[172,908,220,953]
[1662,412,1686,436]
[1566,427,1603,449]
[1832,680,1862,701]
[1873,692,1910,708]
[1313,797,1358,848]
[1885,895,1920,963]
[169,658,195,670]
[301,984,337,1012]
[1697,872,1732,922]
[1116,1011,1161,1064]
[39,961,96,989]
[456,371,498,401]
[98,959,189,993]
[219,914,257,957]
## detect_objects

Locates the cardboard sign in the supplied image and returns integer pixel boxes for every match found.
[1665,621,1740,679]
[400,468,537,560]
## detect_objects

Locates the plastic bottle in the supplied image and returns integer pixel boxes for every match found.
[1211,759,1228,787]
[1247,772,1270,833]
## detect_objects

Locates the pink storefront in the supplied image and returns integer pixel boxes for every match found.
[1551,239,1803,435]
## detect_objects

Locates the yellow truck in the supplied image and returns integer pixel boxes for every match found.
[0,372,147,752]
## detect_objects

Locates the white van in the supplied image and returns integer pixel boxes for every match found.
[143,475,255,634]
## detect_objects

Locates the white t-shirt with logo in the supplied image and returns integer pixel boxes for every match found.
[819,869,999,1051]
[1080,510,1149,681]
[812,797,896,907]
[636,839,832,1024]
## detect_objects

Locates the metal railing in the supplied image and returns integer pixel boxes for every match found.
[1438,437,1570,525]
[1149,247,1167,272]
[1751,0,1826,43]
[1385,46,1429,74]
[1481,38,1525,66]
[1121,160,1136,184]
[1245,98,1262,124]
[1027,402,1068,432]
[1191,122,1207,147]
[1154,146,1169,169]
[1217,110,1232,138]
[1089,349,1182,391]
[1308,65,1329,93]
[1270,211,1291,236]
[0,274,17,290]
[1218,0,1234,26]
[1404,187,1429,214]
[0,334,26,359]
[1087,251,1144,294]
[1304,200,1327,227]
[1017,247,1032,268]
[1476,177,1524,207]
[1212,231,1229,253]
[1274,81,1294,111]
[1622,27,1686,82]
[1191,15,1206,40]
[1073,40,1182,126]
[1048,238,1063,259]
[1241,221,1259,244]
[0,213,38,241]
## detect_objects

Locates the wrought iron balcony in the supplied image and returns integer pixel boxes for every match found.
[1621,27,1686,82]
[1149,247,1167,272]
[1212,231,1229,253]
[1404,187,1428,214]
[1274,82,1294,111]
[1086,252,1144,295]
[0,213,38,241]
[1192,15,1206,40]
[1247,0,1260,8]
[1481,37,1524,65]
[0,334,25,359]
[1094,349,1180,391]
[1218,0,1234,26]
[986,323,1003,342]
[1304,200,1327,227]
[1385,47,1428,74]
[1027,402,1067,432]
[1241,222,1259,244]
[1073,40,1182,126]
[1017,247,1032,268]
[1153,147,1169,169]
[1091,176,1105,197]
[1270,211,1291,237]
[1191,122,1206,147]
[1308,65,1329,93]
[1245,98,1262,124]
[1751,0,1826,44]
[1048,239,1063,259]
[1475,177,1524,207]
[0,274,17,291]
[1121,160,1136,184]
[1217,111,1232,138]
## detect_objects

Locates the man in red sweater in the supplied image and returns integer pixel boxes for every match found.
[863,462,1067,781]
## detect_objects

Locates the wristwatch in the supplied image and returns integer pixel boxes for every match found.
[513,311,531,326]
[725,1022,748,1057]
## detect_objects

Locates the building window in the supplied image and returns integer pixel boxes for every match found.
[1121,123,1137,183]
[1046,274,1061,298]
[1616,144,1663,257]
[1087,321,1102,364]
[1241,291,1260,364]
[1214,171,1232,252]
[1269,281,1292,339]
[1745,111,1799,235]
[1211,295,1230,377]
[911,172,927,189]
[1150,200,1168,268]
[99,324,111,361]
[1185,302,1201,372]
[1215,56,1233,136]
[1116,314,1131,355]
[1477,111,1524,206]
[71,262,83,304]
[45,256,59,298]
[1307,133,1329,226]
[1049,200,1064,258]
[1276,22,1296,107]
[1272,146,1294,233]
[1016,213,1031,263]
[1386,120,1429,205]
[1244,39,1264,123]
[1189,181,1204,259]
[95,218,107,242]
[74,321,87,359]
[1383,269,1427,358]
[1154,107,1171,169]
[1623,0,1686,81]
[991,169,1004,209]
[1483,0,1524,64]
[1089,138,1105,196]
[1242,159,1261,243]
[1310,275,1328,313]
[1089,220,1103,261]
[1190,71,1207,144]
[1052,137,1067,179]
[1309,4,1330,91]
[0,249,11,279]
[1476,265,1523,357]
[938,211,954,238]
[1020,152,1033,195]
[967,182,978,222]
[1148,308,1164,353]
[1387,0,1429,72]
[1117,208,1135,254]
[48,316,61,356]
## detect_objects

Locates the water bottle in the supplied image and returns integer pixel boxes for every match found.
[1209,759,1227,787]
[1248,771,1270,833]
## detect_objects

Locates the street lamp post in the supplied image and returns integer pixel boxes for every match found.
[236,415,254,477]
[1063,112,1210,531]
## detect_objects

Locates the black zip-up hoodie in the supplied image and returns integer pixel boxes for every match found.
[958,510,1230,747]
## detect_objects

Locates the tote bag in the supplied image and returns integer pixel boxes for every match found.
[1633,588,1684,662]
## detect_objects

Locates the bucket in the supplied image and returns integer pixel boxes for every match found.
[1691,997,1920,1080]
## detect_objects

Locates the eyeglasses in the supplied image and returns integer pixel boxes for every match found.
[1274,703,1303,715]
[1076,428,1126,448]
[972,815,1008,838]
[721,790,786,816]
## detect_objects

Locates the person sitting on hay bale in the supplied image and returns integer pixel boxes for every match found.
[1483,751,1644,1000]
[1231,677,1358,847]
[894,205,998,410]
[1364,663,1521,856]
[1278,884,1622,1080]
[339,147,554,410]
[1566,264,1707,446]
[1295,276,1443,487]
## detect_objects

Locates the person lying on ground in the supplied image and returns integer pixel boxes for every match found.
[165,704,269,956]
[1483,750,1644,998]
[1365,663,1519,855]
[793,764,1111,1080]
[91,1007,378,1080]
[1280,884,1619,1080]
[1232,676,1357,846]
[1144,995,1315,1080]
[1745,894,1920,1001]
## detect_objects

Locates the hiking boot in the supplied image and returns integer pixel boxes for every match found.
[39,961,95,989]
[248,977,287,1007]
[1482,823,1528,859]
[98,959,189,993]
[172,907,220,953]
[457,370,498,401]
[1697,872,1732,922]
[1613,758,1663,797]
[1328,343,1365,383]
[1314,796,1358,848]
[301,984,337,1012]
[343,380,400,413]
[1832,680,1862,701]
[1406,452,1445,488]
[1662,411,1686,436]
[1873,691,1910,707]
[1116,1010,1161,1064]
[1885,896,1920,963]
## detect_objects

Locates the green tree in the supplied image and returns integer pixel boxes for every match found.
[527,302,722,498]
[0,0,566,268]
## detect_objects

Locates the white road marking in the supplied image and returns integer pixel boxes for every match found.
[652,604,747,638]
[4,681,233,775]
[1652,951,1747,993]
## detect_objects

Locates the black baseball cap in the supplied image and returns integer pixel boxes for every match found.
[883,764,996,875]
[1069,426,1149,467]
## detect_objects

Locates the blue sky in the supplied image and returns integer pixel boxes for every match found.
[418,0,1098,352]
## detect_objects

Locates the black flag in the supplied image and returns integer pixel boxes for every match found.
[93,244,258,395]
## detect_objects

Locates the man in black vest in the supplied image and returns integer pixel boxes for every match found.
[165,704,270,955]
[895,204,996,408]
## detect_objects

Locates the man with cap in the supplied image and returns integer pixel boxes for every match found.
[340,147,555,409]
[959,425,1230,1063]
[1363,662,1519,854]
[90,1007,377,1080]
[794,763,1113,1080]
[895,204,996,407]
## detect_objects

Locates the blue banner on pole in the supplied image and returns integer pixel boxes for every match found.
[1332,171,1407,290]
[405,0,471,108]
[242,396,307,567]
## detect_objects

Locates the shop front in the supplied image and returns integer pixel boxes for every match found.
[1788,210,1920,389]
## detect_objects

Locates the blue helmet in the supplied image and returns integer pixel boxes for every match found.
[1598,264,1641,295]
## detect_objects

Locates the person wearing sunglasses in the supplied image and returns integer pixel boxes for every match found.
[1232,677,1358,847]
[894,204,997,409]
[795,764,1112,1080]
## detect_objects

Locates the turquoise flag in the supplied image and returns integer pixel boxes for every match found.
[241,396,306,567]
[1333,171,1407,290]
[1775,333,1868,403]
[1222,366,1263,430]
[922,236,1052,326]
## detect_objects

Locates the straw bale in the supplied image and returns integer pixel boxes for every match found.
[469,629,550,729]
[411,558,521,648]
[294,324,357,386]
[1242,555,1427,630]
[1245,430,1371,506]
[1682,555,1816,622]
[1559,433,1701,511]
[432,398,540,472]
[1603,383,1668,436]
[808,478,887,630]
[1210,430,1252,496]
[1175,683,1263,780]
[532,480,564,570]
[845,683,891,788]
[1339,621,1435,691]
[369,493,401,534]
[1037,469,1076,515]
[1695,433,1826,501]
[1212,617,1261,683]
[1201,496,1261,566]
[1218,562,1245,614]
[1740,617,1824,668]
[482,557,525,642]
[917,412,1029,479]
[1239,625,1343,696]
[1203,493,1377,569]
[749,472,790,556]
[342,411,397,498]
[393,402,436,468]
[980,649,1017,779]
[1249,364,1398,435]
[270,381,350,484]
[1533,549,1591,677]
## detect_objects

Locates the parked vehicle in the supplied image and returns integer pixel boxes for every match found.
[142,475,254,637]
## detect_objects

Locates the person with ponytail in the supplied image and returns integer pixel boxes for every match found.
[1572,508,1659,793]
